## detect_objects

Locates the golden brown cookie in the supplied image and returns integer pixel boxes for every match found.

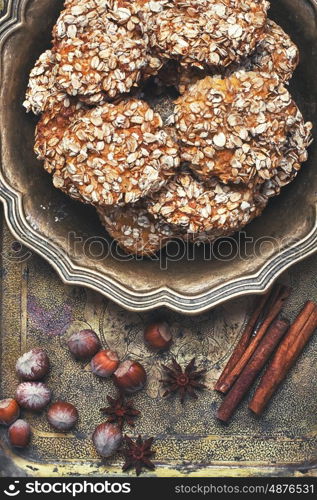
[97,202,177,256]
[238,19,299,83]
[36,99,180,206]
[260,117,313,200]
[34,100,85,201]
[148,0,269,69]
[174,72,312,187]
[54,29,148,100]
[146,172,265,240]
[53,1,164,101]
[23,50,71,115]
[175,19,299,94]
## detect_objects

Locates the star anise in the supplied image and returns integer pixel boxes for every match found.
[100,395,140,429]
[122,435,155,476]
[160,357,206,403]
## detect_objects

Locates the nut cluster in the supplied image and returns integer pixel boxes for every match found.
[24,0,313,256]
[1,319,215,476]
[67,328,152,464]
[0,347,79,448]
[0,325,156,456]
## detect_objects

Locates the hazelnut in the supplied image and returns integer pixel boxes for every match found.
[8,419,31,448]
[0,399,20,426]
[68,329,101,360]
[16,348,50,381]
[144,321,172,350]
[92,423,122,457]
[16,382,51,411]
[113,360,147,394]
[91,350,120,378]
[47,402,78,431]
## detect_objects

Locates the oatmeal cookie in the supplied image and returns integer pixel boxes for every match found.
[53,1,164,101]
[30,52,86,177]
[97,202,177,256]
[174,72,311,187]
[239,19,299,83]
[147,172,264,239]
[54,29,148,100]
[260,118,313,199]
[25,1,313,252]
[36,99,180,206]
[23,50,71,115]
[34,100,85,192]
[175,19,299,94]
[53,0,148,42]
[148,0,269,69]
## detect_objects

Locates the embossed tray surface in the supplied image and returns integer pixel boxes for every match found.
[0,216,316,477]
[1,0,317,313]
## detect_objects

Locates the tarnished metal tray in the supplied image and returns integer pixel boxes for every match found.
[0,0,317,314]
[0,216,316,477]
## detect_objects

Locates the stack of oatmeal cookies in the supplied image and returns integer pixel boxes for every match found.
[24,0,312,256]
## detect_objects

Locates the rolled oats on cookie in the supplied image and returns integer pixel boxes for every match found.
[148,0,269,69]
[23,50,71,115]
[147,172,265,241]
[24,0,313,255]
[238,20,299,83]
[53,0,164,101]
[97,202,177,256]
[174,71,312,187]
[36,99,180,206]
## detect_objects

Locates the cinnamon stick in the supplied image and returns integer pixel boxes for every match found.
[216,318,289,423]
[249,301,317,415]
[214,289,272,392]
[218,285,291,394]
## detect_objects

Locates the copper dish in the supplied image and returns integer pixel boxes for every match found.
[0,0,317,314]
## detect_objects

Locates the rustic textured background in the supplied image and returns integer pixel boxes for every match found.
[1,211,317,477]
[0,0,316,478]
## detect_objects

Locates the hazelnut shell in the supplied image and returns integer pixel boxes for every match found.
[47,401,78,431]
[68,329,101,360]
[16,382,51,411]
[91,350,120,378]
[92,422,122,457]
[0,399,20,426]
[16,348,50,381]
[113,360,147,394]
[144,321,172,350]
[8,419,31,448]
